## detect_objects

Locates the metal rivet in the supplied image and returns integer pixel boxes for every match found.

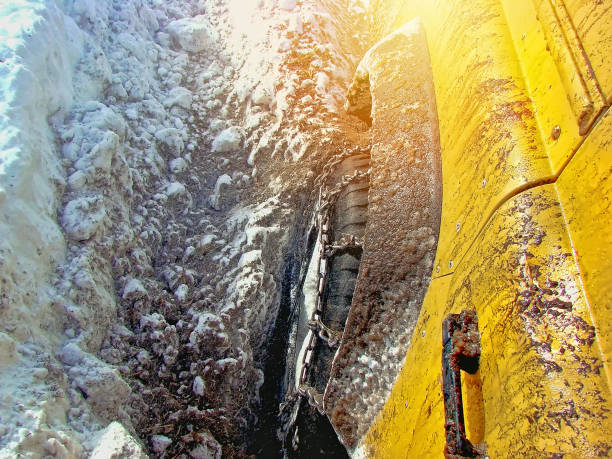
[482,178,487,188]
[449,260,454,269]
[421,330,426,338]
[456,222,461,232]
[436,265,441,273]
[552,125,561,140]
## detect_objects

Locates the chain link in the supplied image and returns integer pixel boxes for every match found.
[324,233,364,258]
[319,169,370,216]
[308,317,342,347]
[293,148,371,416]
[313,144,370,190]
[280,145,370,454]
[297,384,325,415]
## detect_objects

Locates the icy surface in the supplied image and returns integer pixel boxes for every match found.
[211,126,244,153]
[166,15,217,53]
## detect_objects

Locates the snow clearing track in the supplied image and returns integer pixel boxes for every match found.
[0,0,371,457]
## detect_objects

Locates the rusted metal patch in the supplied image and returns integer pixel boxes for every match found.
[442,309,482,458]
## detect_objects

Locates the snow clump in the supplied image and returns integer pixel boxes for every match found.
[62,196,107,240]
[166,15,217,53]
[211,126,245,152]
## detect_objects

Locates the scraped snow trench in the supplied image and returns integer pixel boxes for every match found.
[0,0,377,457]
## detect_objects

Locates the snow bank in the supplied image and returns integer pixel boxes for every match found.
[0,1,87,455]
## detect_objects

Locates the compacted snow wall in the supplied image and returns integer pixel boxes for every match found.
[0,0,368,456]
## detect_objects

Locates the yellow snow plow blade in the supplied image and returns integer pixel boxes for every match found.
[356,0,612,456]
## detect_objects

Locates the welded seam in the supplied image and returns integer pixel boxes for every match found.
[556,186,612,392]
[434,104,609,279]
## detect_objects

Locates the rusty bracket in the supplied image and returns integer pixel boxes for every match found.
[308,317,342,347]
[442,309,481,458]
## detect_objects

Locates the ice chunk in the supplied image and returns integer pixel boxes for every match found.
[174,284,188,302]
[165,181,186,197]
[165,87,193,109]
[169,157,188,173]
[193,375,205,396]
[238,250,262,268]
[77,365,131,420]
[251,84,273,106]
[90,422,146,459]
[316,72,330,94]
[211,126,245,153]
[62,196,106,241]
[60,342,84,366]
[74,131,119,174]
[123,278,148,300]
[151,435,172,454]
[155,127,185,156]
[67,170,87,191]
[209,174,232,210]
[189,431,221,459]
[166,16,217,53]
[198,234,218,253]
[280,0,297,11]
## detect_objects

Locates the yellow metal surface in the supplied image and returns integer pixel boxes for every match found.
[367,0,612,280]
[556,109,612,384]
[501,0,596,169]
[563,0,612,103]
[531,0,605,135]
[363,186,612,457]
[358,0,612,455]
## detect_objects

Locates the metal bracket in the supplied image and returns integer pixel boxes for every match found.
[442,310,481,458]
[308,317,342,347]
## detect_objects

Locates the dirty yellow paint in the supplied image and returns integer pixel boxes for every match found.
[562,0,612,103]
[358,0,612,456]
[445,186,612,457]
[367,0,611,279]
[363,186,612,457]
[501,0,596,167]
[529,0,605,135]
[556,108,612,385]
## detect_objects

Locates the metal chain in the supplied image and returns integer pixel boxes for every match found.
[308,317,342,347]
[297,205,330,390]
[318,169,370,216]
[295,163,369,410]
[297,384,325,415]
[314,144,370,190]
[325,233,364,258]
[287,145,370,421]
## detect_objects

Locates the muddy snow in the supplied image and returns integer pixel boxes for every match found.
[0,0,375,457]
